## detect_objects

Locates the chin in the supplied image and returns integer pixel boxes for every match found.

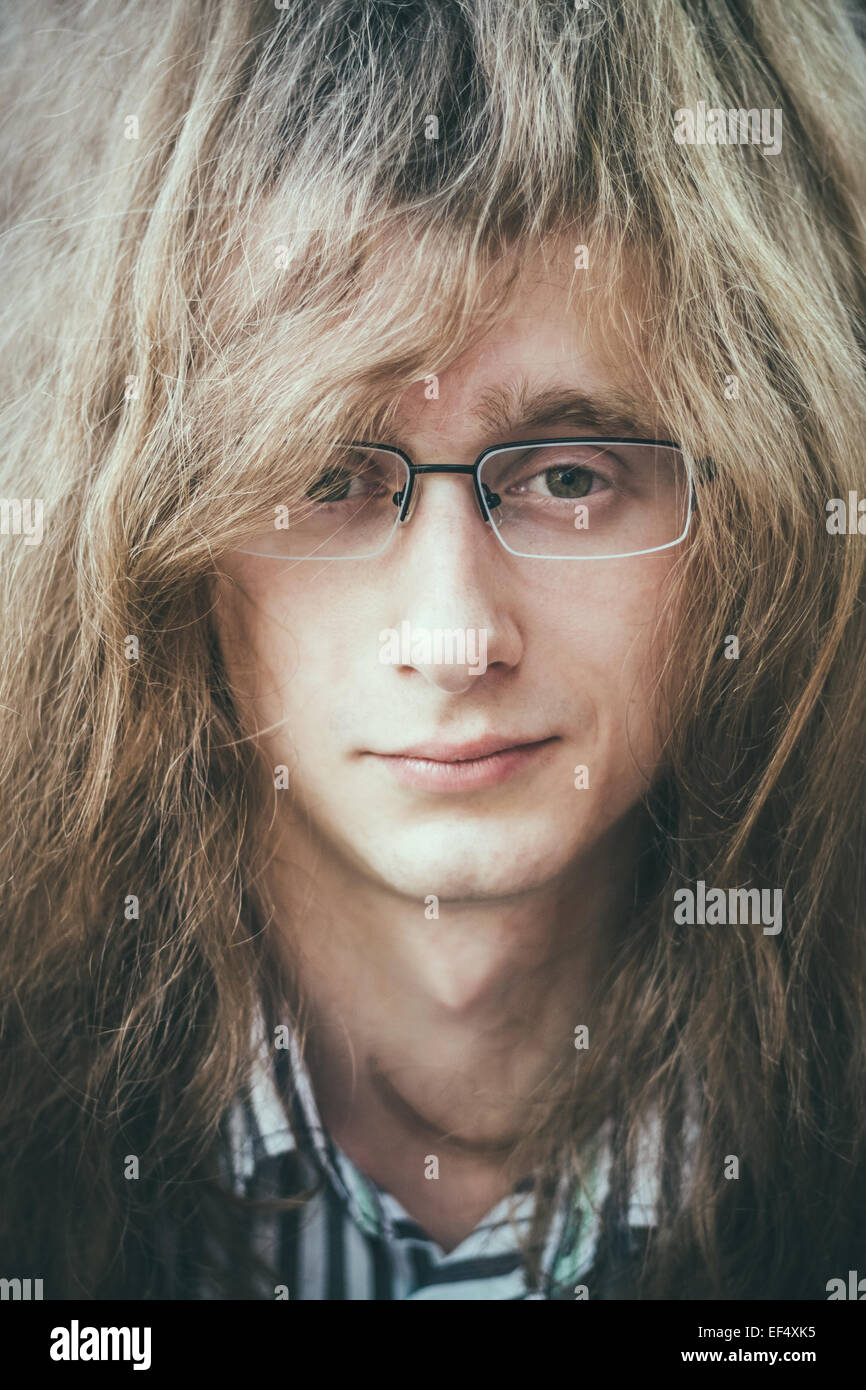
[360,824,576,903]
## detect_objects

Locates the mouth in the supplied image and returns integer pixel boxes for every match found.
[367,735,559,792]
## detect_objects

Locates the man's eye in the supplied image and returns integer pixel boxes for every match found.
[538,465,597,499]
[305,466,354,503]
[516,463,611,500]
[304,453,383,504]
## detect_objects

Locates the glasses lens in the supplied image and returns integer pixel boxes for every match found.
[235,447,409,559]
[478,442,692,558]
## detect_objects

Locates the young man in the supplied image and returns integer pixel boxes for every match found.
[2,0,865,1300]
[212,238,685,1296]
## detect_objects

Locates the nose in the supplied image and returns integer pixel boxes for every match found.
[396,465,495,526]
[383,471,522,694]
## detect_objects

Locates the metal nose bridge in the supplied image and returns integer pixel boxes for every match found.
[392,462,500,525]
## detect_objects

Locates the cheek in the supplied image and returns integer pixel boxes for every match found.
[211,567,295,723]
[604,569,674,766]
[212,563,356,734]
[543,562,672,758]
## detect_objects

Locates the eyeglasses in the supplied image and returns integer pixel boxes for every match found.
[234,437,696,561]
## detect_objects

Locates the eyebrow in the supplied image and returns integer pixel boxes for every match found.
[469,380,666,440]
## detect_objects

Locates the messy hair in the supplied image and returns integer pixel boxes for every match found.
[2,0,866,1298]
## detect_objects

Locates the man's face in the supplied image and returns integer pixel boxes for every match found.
[213,243,681,904]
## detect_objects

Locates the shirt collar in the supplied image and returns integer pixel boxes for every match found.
[231,1007,687,1289]
[231,1010,393,1239]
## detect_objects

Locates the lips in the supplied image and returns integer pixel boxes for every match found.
[381,735,555,762]
[368,735,558,792]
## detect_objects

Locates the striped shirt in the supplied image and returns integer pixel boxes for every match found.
[202,1020,686,1301]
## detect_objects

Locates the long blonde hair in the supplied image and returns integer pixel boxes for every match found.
[2,0,865,1297]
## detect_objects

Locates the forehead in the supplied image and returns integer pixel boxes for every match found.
[379,235,662,455]
[210,210,663,454]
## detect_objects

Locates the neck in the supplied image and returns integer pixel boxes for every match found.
[267,810,644,1152]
